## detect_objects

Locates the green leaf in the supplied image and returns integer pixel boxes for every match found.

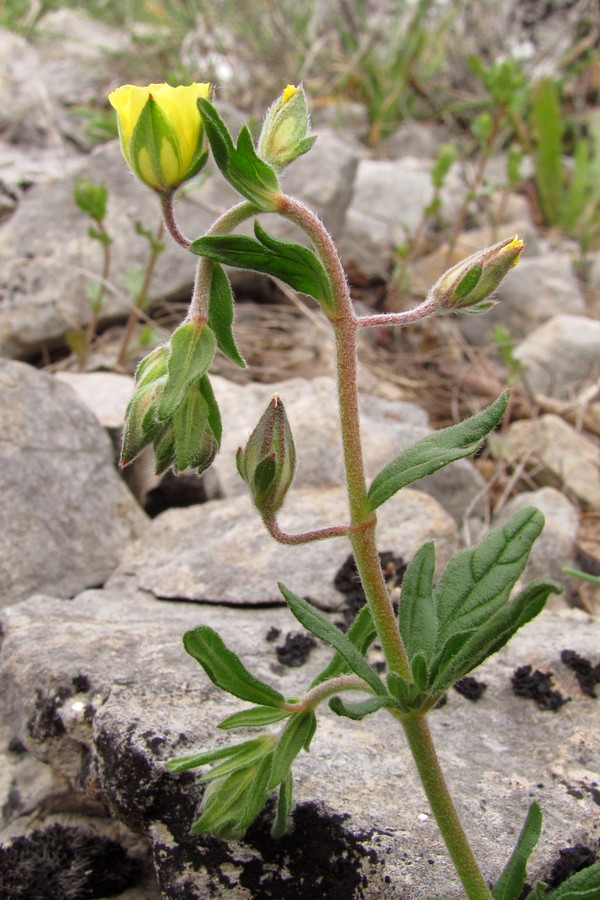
[411,653,429,692]
[172,383,209,471]
[431,579,559,693]
[434,508,545,646]
[492,802,543,900]
[159,321,217,419]
[367,392,508,510]
[272,770,293,838]
[202,737,275,782]
[191,221,334,308]
[268,711,316,789]
[329,696,388,720]
[165,738,261,773]
[183,626,286,708]
[208,263,246,367]
[199,373,222,445]
[192,765,258,839]
[279,584,387,697]
[218,706,291,730]
[310,605,377,689]
[398,542,437,663]
[543,863,600,898]
[239,752,273,829]
[198,99,280,209]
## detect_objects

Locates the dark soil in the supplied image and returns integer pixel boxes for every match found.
[0,823,141,900]
[545,843,598,889]
[561,649,600,697]
[511,665,570,711]
[276,632,317,667]
[243,801,379,899]
[454,676,487,700]
[333,552,406,626]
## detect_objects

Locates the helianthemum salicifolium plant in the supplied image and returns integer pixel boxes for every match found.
[111,82,600,899]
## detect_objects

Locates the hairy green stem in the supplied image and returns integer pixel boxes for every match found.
[285,674,374,712]
[276,191,491,898]
[276,193,411,681]
[402,715,493,899]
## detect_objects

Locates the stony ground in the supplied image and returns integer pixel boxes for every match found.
[0,4,599,899]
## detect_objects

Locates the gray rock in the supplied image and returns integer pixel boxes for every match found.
[492,487,579,599]
[55,371,135,430]
[111,486,459,608]
[0,29,48,145]
[0,129,358,358]
[493,414,600,511]
[0,361,147,606]
[514,314,600,400]
[339,157,465,279]
[458,256,586,346]
[0,584,597,898]
[382,121,454,160]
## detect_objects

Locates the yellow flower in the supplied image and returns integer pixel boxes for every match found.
[108,82,212,192]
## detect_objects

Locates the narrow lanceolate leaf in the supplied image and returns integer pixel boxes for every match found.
[165,738,261,773]
[172,384,208,472]
[239,753,273,830]
[183,626,286,708]
[398,542,437,663]
[431,579,560,694]
[272,771,293,838]
[309,605,377,689]
[218,706,291,730]
[202,737,274,783]
[278,584,387,697]
[328,696,388,721]
[367,392,508,511]
[268,711,316,789]
[492,802,542,900]
[208,263,246,367]
[191,221,334,308]
[159,321,217,419]
[434,507,545,646]
[543,862,600,898]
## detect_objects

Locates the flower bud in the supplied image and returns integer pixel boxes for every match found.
[108,82,212,192]
[236,395,296,515]
[258,84,316,168]
[430,236,524,313]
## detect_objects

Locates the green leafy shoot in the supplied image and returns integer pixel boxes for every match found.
[367,392,508,510]
[492,802,542,900]
[183,626,286,708]
[268,711,316,789]
[158,321,217,419]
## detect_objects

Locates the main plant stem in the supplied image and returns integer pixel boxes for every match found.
[277,192,492,899]
[403,716,493,899]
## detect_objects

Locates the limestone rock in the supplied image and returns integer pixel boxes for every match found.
[0,584,597,898]
[339,157,464,279]
[111,486,459,608]
[0,361,147,606]
[514,314,600,400]
[494,414,600,510]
